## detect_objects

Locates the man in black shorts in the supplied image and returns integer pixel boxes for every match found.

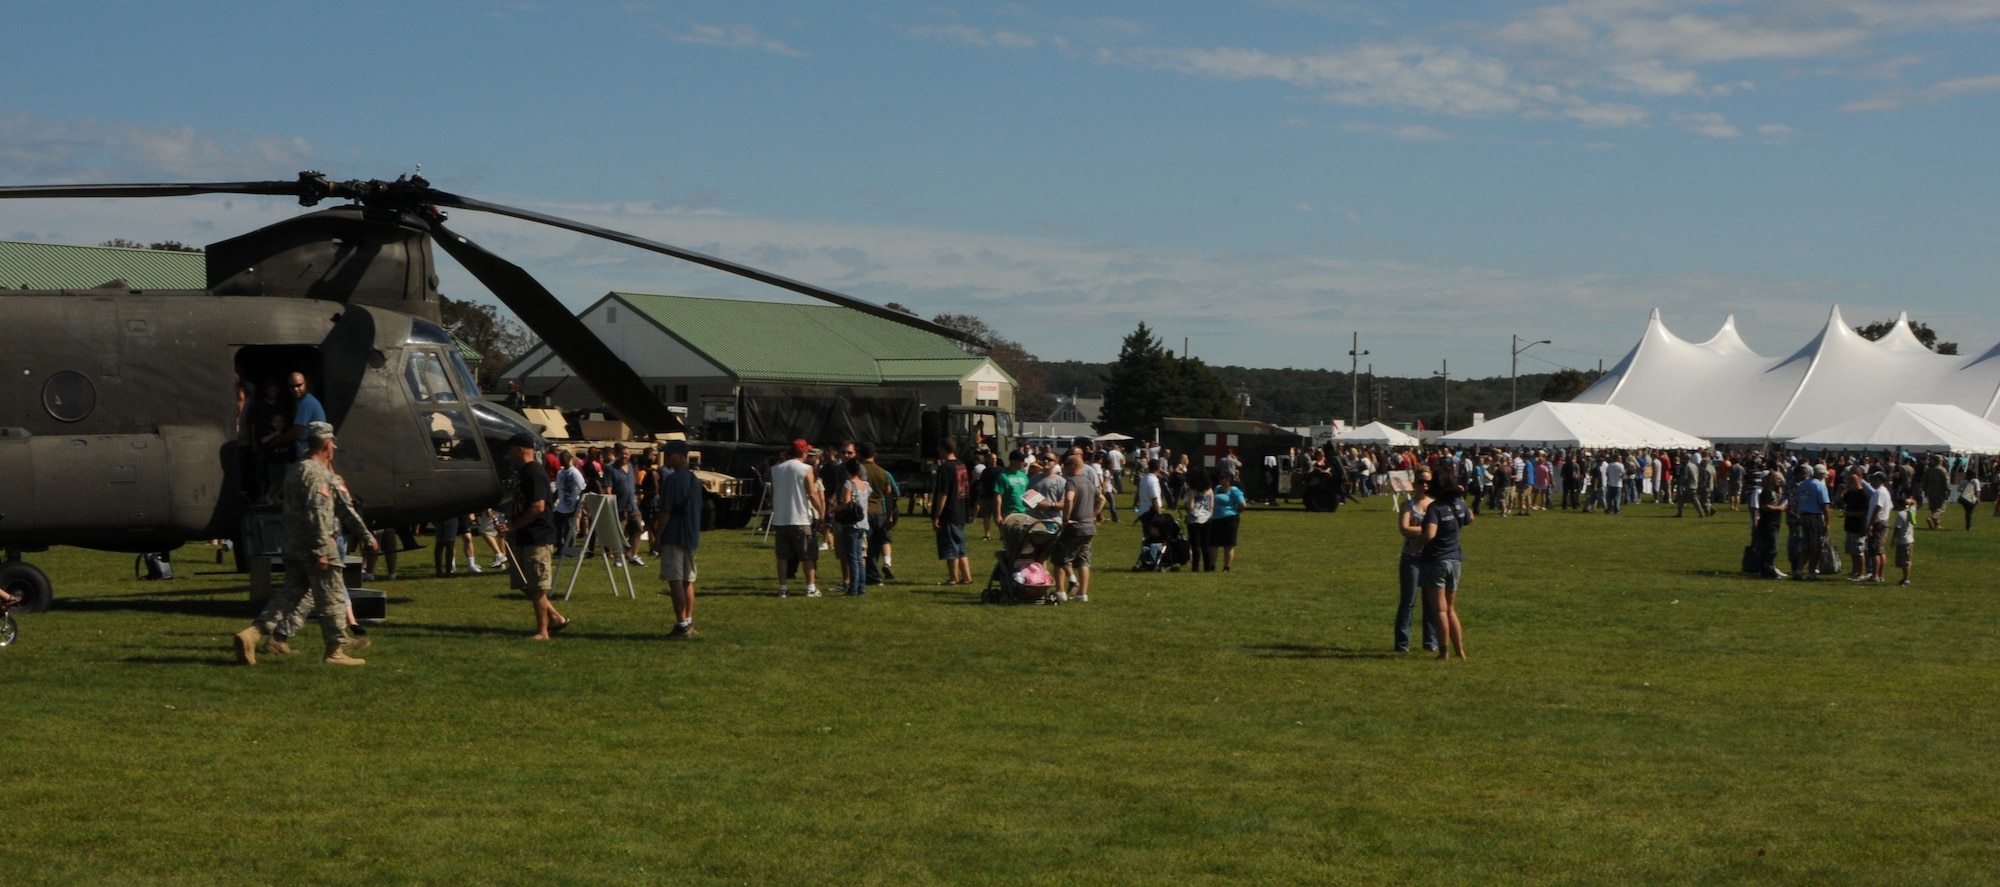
[771,439,825,597]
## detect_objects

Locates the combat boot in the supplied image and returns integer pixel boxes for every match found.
[323,642,366,666]
[341,635,372,653]
[234,626,264,665]
[261,637,293,657]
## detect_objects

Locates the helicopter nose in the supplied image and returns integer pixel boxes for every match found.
[471,400,544,464]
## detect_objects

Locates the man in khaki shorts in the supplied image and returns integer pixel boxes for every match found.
[505,433,569,639]
[654,440,703,637]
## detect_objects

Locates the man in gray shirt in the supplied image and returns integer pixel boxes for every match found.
[1056,454,1099,602]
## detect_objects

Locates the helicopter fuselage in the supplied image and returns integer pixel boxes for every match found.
[0,290,535,554]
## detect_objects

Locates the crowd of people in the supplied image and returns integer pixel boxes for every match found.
[226,380,1993,669]
[756,436,1256,605]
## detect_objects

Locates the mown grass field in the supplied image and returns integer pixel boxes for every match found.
[5,494,1997,885]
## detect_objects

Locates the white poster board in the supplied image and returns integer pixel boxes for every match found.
[556,493,634,600]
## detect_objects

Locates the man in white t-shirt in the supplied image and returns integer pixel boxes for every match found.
[1134,459,1164,516]
[771,439,826,597]
[1866,470,1894,582]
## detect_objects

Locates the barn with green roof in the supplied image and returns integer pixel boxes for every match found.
[497,292,1017,441]
[0,240,206,291]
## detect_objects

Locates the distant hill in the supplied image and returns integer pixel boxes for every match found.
[1037,359,1598,429]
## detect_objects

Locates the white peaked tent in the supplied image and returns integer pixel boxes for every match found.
[1785,403,2000,455]
[1436,402,1709,450]
[1339,420,1421,447]
[1574,306,2000,443]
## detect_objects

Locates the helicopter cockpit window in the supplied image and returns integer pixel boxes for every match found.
[423,410,481,462]
[445,349,481,398]
[43,371,97,422]
[405,352,460,404]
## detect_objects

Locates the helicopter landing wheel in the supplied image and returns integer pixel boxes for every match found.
[0,561,53,615]
[0,609,16,646]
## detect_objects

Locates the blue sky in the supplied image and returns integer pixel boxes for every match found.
[4,1,1998,378]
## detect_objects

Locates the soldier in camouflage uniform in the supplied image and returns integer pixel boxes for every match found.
[233,421,377,666]
[264,470,373,652]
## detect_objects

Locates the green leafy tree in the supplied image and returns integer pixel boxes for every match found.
[1855,318,1958,355]
[930,313,1054,419]
[1539,368,1604,403]
[1095,322,1239,434]
[439,294,533,390]
[100,238,203,252]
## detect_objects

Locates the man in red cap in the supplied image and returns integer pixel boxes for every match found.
[770,439,825,597]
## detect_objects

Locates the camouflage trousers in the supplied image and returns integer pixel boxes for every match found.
[254,557,349,647]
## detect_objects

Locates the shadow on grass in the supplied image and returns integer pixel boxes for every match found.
[1243,642,1406,660]
[390,620,676,642]
[56,593,251,619]
[122,656,243,667]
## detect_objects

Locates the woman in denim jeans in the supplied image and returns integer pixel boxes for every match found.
[836,459,872,596]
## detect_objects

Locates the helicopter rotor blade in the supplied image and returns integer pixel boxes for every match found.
[0,180,314,201]
[430,221,686,435]
[424,190,983,347]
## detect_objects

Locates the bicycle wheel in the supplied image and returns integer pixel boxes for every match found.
[0,611,16,647]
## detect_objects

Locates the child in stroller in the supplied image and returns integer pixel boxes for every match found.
[982,512,1063,604]
[1135,509,1192,572]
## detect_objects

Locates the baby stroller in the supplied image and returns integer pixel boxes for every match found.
[983,512,1062,605]
[1135,510,1192,572]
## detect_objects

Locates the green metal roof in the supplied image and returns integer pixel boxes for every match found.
[877,356,1010,383]
[614,292,991,385]
[0,240,205,290]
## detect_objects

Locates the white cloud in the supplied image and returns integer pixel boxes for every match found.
[1,189,1962,375]
[1757,122,1800,143]
[1605,58,1704,96]
[0,112,313,182]
[408,199,1895,374]
[1922,72,2000,100]
[992,31,1039,50]
[1603,13,1868,64]
[1111,43,1579,118]
[1673,110,1740,137]
[910,24,1038,50]
[1341,121,1454,141]
[1841,71,2000,110]
[1565,102,1649,127]
[672,23,801,57]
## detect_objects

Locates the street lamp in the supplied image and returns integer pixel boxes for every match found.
[1511,334,1551,413]
[1432,359,1450,432]
[1348,331,1369,429]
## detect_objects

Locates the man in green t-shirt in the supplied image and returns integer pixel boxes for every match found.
[859,442,898,583]
[995,451,1031,517]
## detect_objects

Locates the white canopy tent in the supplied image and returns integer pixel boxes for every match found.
[1785,403,2000,455]
[1436,402,1710,450]
[1574,307,2000,443]
[1338,420,1420,447]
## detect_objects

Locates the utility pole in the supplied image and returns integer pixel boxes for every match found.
[1348,331,1368,430]
[1511,333,1551,413]
[1432,359,1450,432]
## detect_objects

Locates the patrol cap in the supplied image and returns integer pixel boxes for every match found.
[505,432,538,450]
[306,421,337,442]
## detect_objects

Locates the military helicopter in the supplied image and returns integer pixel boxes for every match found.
[0,171,975,613]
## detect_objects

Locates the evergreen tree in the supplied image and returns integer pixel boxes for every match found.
[1095,322,1241,434]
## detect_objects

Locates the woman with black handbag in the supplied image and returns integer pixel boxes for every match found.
[834,459,872,596]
